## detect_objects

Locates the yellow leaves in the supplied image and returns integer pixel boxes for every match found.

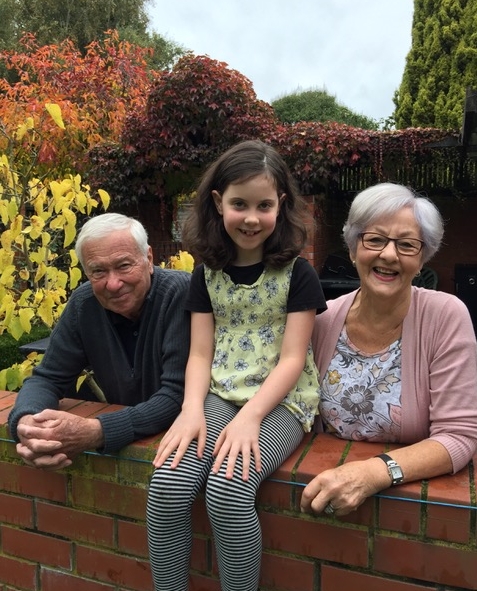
[37,292,55,327]
[0,265,15,288]
[15,117,35,141]
[0,353,41,391]
[168,250,195,273]
[98,189,111,210]
[69,266,82,290]
[45,103,65,130]
[23,215,45,239]
[0,124,110,380]
[160,251,195,272]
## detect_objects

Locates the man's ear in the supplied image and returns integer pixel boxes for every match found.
[212,190,223,214]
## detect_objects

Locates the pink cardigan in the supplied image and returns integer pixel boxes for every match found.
[312,287,477,473]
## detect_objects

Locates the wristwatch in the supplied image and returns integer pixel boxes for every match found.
[376,453,404,486]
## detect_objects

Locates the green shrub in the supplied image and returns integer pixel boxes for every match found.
[0,325,51,371]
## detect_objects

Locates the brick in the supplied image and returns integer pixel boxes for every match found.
[296,433,347,484]
[427,464,472,507]
[322,564,434,591]
[260,551,315,591]
[374,534,477,589]
[59,398,109,417]
[72,475,147,520]
[190,535,211,573]
[192,497,212,535]
[0,554,37,588]
[76,545,152,591]
[2,525,72,569]
[0,462,67,502]
[0,492,33,527]
[42,568,115,591]
[189,572,221,591]
[117,520,148,557]
[378,495,421,535]
[257,479,293,511]
[426,502,472,544]
[36,501,114,547]
[260,511,368,567]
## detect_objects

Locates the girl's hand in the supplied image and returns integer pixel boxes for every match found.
[212,414,261,481]
[153,408,206,469]
[300,459,386,516]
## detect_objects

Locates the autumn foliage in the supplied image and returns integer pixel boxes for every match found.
[0,30,158,176]
[88,53,456,208]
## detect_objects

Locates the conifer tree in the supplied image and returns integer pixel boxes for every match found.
[394,0,477,129]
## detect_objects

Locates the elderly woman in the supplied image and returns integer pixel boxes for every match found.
[301,182,477,517]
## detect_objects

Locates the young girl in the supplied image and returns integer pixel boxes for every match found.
[147,139,326,591]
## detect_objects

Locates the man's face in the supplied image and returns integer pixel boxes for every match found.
[81,230,153,321]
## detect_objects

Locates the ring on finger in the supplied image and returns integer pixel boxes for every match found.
[324,502,335,515]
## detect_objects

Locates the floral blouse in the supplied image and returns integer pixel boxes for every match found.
[204,262,320,432]
[319,327,402,441]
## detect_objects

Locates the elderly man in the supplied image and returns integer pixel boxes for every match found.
[8,213,191,470]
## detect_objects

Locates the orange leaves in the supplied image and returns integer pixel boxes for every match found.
[0,31,156,175]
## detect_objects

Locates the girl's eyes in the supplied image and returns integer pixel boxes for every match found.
[231,201,274,210]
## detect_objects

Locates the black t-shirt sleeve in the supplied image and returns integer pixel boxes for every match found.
[288,257,327,314]
[185,264,212,313]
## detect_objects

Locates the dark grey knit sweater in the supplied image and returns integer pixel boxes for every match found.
[8,267,191,453]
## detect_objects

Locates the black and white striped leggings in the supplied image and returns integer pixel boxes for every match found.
[146,392,304,591]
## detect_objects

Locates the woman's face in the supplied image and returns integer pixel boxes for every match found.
[352,207,423,300]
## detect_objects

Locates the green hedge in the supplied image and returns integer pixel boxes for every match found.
[0,325,51,370]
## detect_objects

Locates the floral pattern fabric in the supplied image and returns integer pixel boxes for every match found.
[320,327,402,441]
[205,261,320,432]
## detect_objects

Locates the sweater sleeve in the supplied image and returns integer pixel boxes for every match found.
[7,287,90,441]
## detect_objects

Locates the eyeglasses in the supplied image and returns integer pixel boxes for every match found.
[359,232,425,256]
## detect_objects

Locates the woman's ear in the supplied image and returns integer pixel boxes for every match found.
[212,190,223,215]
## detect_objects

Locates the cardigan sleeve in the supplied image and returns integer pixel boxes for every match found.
[409,289,477,472]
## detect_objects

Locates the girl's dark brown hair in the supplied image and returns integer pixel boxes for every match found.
[181,139,308,270]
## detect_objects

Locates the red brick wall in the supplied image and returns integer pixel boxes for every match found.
[1,391,476,591]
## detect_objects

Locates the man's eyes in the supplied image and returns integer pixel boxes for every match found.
[89,263,134,279]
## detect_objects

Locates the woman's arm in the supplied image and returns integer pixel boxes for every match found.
[153,311,214,468]
[300,439,452,516]
[213,309,316,480]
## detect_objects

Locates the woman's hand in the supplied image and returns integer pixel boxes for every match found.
[153,408,206,469]
[212,412,262,481]
[300,459,387,516]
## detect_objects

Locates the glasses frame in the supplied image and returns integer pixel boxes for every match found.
[358,232,425,256]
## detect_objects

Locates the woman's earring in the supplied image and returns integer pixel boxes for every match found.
[415,270,421,278]
[352,260,356,267]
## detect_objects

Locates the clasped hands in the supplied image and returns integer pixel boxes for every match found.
[16,410,104,470]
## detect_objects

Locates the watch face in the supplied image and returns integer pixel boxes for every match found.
[389,464,403,483]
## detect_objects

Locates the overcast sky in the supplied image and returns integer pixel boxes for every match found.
[148,1,414,123]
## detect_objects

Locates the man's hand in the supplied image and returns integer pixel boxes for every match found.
[16,410,104,470]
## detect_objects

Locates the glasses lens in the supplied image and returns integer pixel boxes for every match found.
[361,233,387,250]
[395,239,422,255]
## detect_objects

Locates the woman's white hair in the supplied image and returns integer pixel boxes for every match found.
[342,182,444,263]
[75,213,149,267]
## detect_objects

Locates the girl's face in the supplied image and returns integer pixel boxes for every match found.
[213,173,283,265]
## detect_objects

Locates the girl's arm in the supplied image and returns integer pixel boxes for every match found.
[213,308,316,480]
[153,311,214,468]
